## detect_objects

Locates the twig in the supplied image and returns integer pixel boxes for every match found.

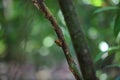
[32,0,82,80]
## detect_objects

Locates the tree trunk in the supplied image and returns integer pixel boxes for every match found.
[58,0,98,80]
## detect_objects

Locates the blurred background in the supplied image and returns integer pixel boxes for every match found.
[0,0,120,80]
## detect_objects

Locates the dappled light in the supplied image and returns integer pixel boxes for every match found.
[43,36,54,47]
[99,41,109,52]
[0,0,120,80]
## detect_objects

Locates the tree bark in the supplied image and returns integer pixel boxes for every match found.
[58,0,98,80]
[32,0,82,79]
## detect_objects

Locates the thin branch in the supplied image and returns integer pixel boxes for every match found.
[32,0,82,80]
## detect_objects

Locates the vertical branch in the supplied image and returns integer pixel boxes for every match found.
[58,0,98,80]
[32,0,82,80]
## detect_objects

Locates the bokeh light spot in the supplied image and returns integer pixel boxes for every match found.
[99,41,109,52]
[88,27,98,39]
[39,47,50,56]
[43,36,54,47]
[100,73,107,80]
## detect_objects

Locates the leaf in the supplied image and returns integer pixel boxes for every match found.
[114,4,120,37]
[94,51,105,62]
[94,6,118,14]
[94,46,120,62]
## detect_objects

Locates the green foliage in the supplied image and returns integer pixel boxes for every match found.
[94,6,118,14]
[1,0,120,79]
[114,4,120,37]
[94,46,120,62]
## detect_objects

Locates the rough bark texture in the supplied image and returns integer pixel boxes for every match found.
[32,0,82,79]
[58,0,98,80]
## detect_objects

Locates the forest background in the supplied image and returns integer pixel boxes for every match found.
[0,0,120,80]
